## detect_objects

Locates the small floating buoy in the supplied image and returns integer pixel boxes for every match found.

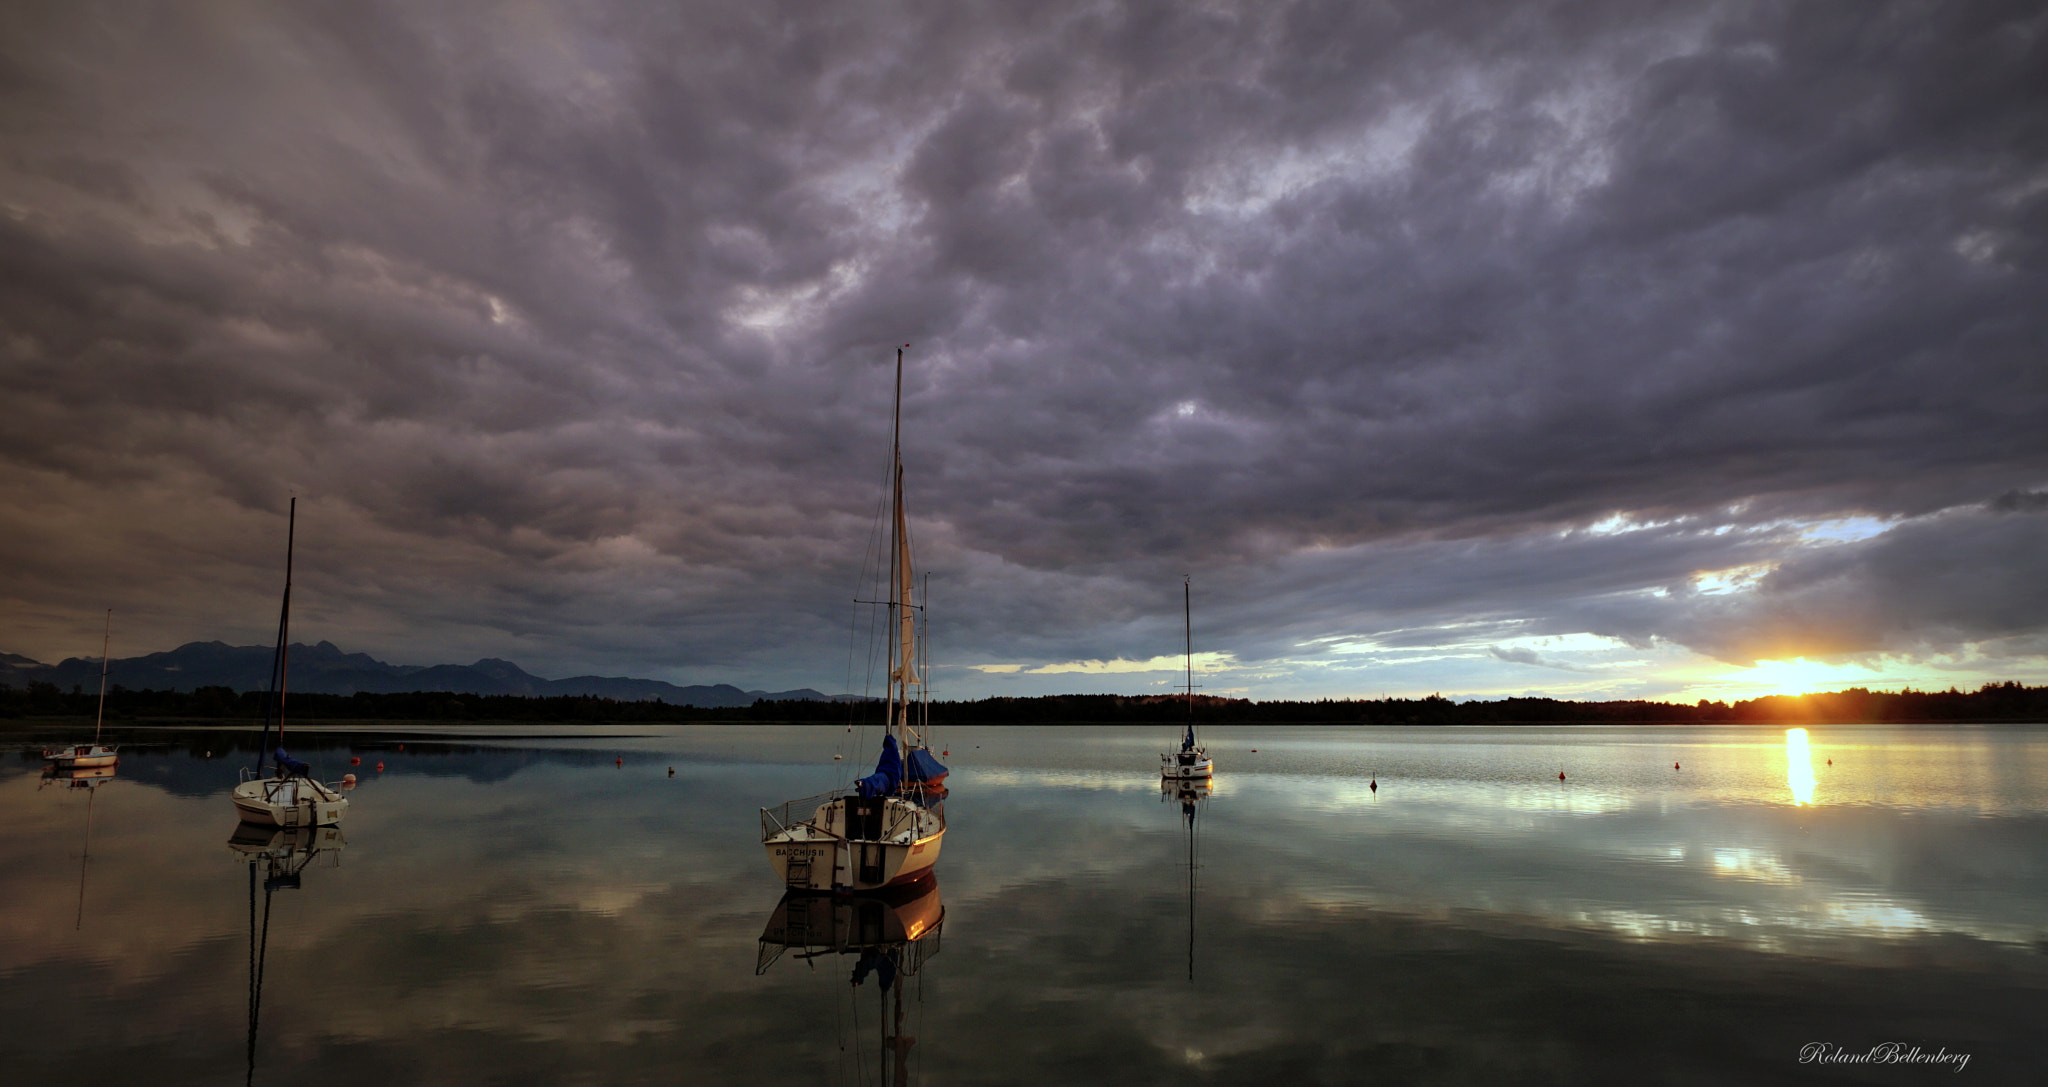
[350,756,361,765]
[1369,778,1377,792]
[1674,762,1680,770]
[397,744,404,751]
[667,766,675,777]
[1559,771,1566,781]
[1250,749,1257,753]
[1827,758,1832,765]
[833,754,844,760]
[941,751,948,757]
[615,756,623,767]
[375,761,385,772]
[341,773,356,787]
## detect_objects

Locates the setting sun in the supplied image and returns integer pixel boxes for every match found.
[1676,657,1941,702]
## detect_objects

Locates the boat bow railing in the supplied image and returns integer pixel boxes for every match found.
[761,790,944,843]
[761,790,843,842]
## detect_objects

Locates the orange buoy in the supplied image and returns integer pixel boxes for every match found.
[350,756,361,765]
[1827,758,1833,765]
[1558,771,1566,781]
[375,761,385,772]
[616,756,623,767]
[397,744,404,751]
[941,751,949,757]
[1674,762,1680,770]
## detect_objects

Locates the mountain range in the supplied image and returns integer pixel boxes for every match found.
[0,641,833,708]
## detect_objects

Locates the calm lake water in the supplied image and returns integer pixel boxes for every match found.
[4,723,2046,1085]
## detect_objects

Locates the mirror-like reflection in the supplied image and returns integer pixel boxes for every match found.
[757,876,944,1084]
[228,823,344,1086]
[1,724,2042,1083]
[1162,778,1209,983]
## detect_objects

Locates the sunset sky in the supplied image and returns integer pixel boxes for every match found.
[3,1,2044,702]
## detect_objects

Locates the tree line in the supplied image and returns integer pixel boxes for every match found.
[4,680,2045,725]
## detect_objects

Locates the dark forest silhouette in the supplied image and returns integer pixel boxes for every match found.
[4,680,2044,727]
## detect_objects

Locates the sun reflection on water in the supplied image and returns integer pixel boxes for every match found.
[1785,728,1816,805]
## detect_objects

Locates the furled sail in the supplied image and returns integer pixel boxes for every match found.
[905,746,948,784]
[856,735,905,798]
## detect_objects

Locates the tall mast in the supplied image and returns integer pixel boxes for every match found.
[888,345,918,745]
[889,346,903,740]
[1184,576,1193,726]
[92,609,111,743]
[257,499,296,775]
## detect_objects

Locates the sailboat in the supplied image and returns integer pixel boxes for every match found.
[230,498,349,828]
[42,610,119,770]
[1161,576,1214,780]
[761,346,946,892]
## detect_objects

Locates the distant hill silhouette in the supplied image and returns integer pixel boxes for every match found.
[0,640,831,708]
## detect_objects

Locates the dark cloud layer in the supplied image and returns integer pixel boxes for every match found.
[2,1,2045,693]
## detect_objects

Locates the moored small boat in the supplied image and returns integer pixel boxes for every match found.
[1161,577,1215,780]
[43,610,120,770]
[231,498,348,828]
[762,346,946,892]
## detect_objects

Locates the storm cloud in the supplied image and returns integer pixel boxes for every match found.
[2,1,2044,697]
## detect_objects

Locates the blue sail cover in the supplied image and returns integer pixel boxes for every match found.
[1182,724,1197,752]
[854,735,903,797]
[905,746,949,784]
[274,748,311,777]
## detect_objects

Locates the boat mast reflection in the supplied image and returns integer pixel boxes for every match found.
[756,875,943,1085]
[230,824,344,1086]
[1163,778,1209,982]
[43,762,117,930]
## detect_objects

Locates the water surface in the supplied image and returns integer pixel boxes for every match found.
[4,723,2044,1084]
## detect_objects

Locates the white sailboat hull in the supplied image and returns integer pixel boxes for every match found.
[44,744,119,769]
[1161,752,1214,779]
[764,795,944,892]
[232,776,349,827]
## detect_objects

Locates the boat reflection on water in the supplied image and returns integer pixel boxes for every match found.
[1162,778,1209,982]
[757,875,944,1085]
[231,823,344,1085]
[44,762,117,931]
[41,763,118,789]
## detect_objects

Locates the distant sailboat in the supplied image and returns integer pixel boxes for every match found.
[42,610,119,770]
[1161,577,1214,780]
[762,346,946,892]
[230,498,349,828]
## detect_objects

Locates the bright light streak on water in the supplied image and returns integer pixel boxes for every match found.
[1786,726,1816,805]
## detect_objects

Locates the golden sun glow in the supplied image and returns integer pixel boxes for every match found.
[1678,657,1887,701]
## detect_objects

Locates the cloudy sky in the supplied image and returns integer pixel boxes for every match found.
[3,0,2045,702]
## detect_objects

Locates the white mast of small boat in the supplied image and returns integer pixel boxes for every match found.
[43,610,120,769]
[1162,576,1214,779]
[231,498,349,827]
[761,346,946,892]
